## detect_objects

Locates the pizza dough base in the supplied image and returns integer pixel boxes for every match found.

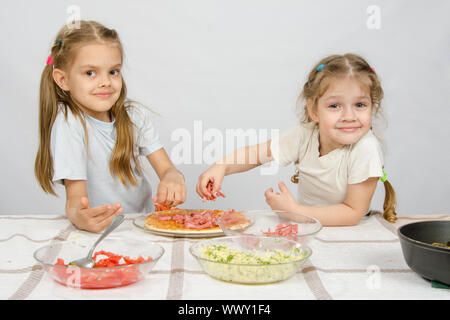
[144,209,224,234]
[144,209,251,234]
[144,223,223,234]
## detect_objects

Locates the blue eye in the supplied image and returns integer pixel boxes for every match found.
[328,104,340,109]
[86,70,96,77]
[355,103,366,108]
[110,69,120,76]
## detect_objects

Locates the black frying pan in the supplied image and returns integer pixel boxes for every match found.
[398,221,450,285]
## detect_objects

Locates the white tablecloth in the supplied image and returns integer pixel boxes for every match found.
[1,212,449,300]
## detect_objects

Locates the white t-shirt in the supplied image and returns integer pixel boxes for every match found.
[270,122,384,206]
[50,104,163,213]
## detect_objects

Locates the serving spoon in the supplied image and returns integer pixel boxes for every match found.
[68,214,125,268]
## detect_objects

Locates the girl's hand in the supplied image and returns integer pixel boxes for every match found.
[153,169,186,207]
[146,148,186,208]
[66,197,123,233]
[196,164,227,201]
[264,181,298,212]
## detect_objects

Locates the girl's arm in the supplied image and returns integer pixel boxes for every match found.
[64,180,123,232]
[265,178,379,226]
[197,140,273,199]
[146,148,186,207]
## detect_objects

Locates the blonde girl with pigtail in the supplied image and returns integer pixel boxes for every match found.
[197,53,397,226]
[35,21,186,232]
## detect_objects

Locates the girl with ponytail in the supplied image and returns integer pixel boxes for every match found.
[35,21,186,232]
[197,53,397,226]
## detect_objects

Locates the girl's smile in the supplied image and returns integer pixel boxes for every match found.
[337,126,360,133]
[53,42,123,122]
[94,91,114,98]
[309,76,373,156]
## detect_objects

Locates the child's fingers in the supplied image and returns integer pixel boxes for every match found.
[278,181,289,194]
[264,188,274,199]
[202,177,217,199]
[206,180,219,199]
[95,203,122,220]
[173,187,185,206]
[96,209,123,232]
[265,195,274,207]
[199,177,211,196]
[165,191,175,207]
[195,183,206,201]
[172,190,180,206]
[212,179,224,196]
[197,181,209,200]
[93,202,122,222]
[156,184,168,205]
[77,202,122,232]
[81,203,111,218]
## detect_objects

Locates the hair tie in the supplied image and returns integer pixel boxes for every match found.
[381,169,387,182]
[46,55,54,66]
[57,39,63,47]
[317,64,325,71]
[371,67,375,72]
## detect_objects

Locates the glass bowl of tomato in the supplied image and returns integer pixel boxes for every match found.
[33,237,164,289]
[218,210,322,244]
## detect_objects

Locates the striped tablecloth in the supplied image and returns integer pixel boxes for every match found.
[1,212,449,300]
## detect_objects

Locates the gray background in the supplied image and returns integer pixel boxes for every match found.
[1,0,449,215]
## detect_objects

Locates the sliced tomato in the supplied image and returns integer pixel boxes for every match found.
[55,258,65,266]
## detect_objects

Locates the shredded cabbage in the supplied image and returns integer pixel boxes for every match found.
[196,244,308,283]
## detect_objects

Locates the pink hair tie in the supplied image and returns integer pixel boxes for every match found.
[371,67,375,72]
[46,55,54,65]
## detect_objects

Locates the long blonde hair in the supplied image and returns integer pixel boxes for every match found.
[294,53,397,223]
[35,20,141,196]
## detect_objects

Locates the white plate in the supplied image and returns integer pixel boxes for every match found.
[132,215,225,238]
